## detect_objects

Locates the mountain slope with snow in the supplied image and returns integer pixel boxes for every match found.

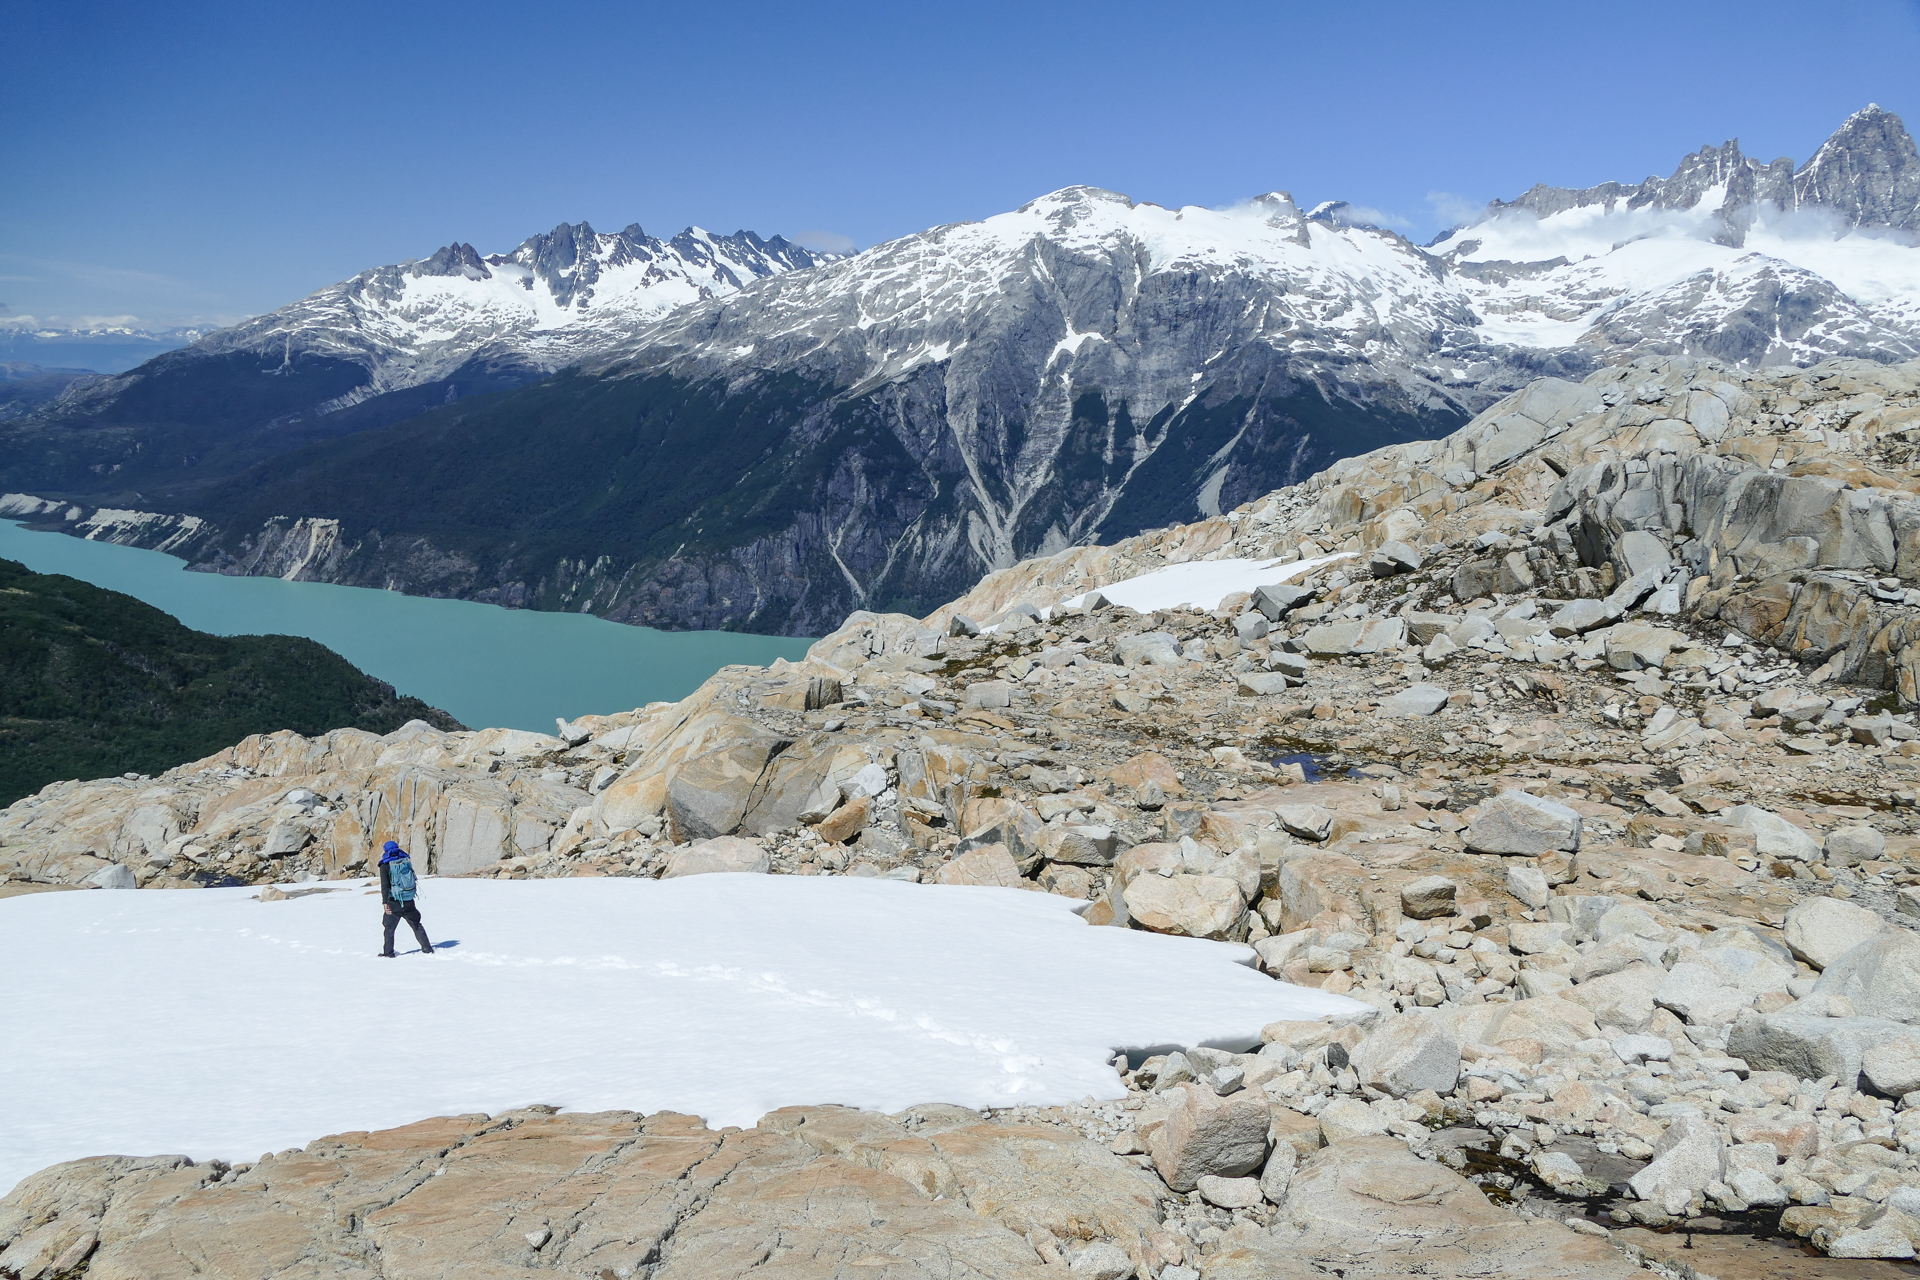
[1433,104,1920,364]
[189,221,833,404]
[5,107,1920,635]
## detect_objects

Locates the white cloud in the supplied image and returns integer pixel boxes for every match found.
[794,228,857,254]
[1322,203,1415,231]
[1426,191,1491,230]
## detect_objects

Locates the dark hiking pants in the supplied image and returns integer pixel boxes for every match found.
[382,901,432,955]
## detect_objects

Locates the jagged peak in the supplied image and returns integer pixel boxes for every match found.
[1461,105,1919,237]
[416,242,490,281]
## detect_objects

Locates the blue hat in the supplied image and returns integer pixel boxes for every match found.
[382,840,400,854]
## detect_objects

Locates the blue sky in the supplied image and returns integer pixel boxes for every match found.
[4,0,1918,330]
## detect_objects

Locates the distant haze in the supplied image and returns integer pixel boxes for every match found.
[0,328,192,375]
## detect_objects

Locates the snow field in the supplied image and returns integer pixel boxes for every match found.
[1051,552,1356,617]
[0,876,1360,1194]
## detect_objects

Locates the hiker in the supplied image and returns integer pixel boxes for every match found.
[378,840,435,957]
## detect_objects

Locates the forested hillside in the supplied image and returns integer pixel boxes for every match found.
[0,558,461,802]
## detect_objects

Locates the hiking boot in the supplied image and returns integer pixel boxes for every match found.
[421,945,435,955]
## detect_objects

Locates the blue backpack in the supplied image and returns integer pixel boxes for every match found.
[387,857,418,901]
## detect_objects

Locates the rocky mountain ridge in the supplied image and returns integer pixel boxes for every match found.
[9,109,1920,636]
[1493,104,1920,239]
[13,352,1920,1267]
[43,221,834,420]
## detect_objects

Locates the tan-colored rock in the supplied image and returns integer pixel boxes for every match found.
[815,795,871,844]
[0,1108,1151,1280]
[1149,1083,1271,1192]
[1275,1136,1639,1277]
[1122,873,1245,939]
[934,845,1023,888]
[662,836,770,878]
[1107,752,1184,797]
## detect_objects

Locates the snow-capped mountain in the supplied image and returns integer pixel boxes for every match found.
[595,103,1920,433]
[1429,104,1920,365]
[8,106,1920,636]
[65,221,836,416]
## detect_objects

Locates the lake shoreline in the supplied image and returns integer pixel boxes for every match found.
[0,522,814,733]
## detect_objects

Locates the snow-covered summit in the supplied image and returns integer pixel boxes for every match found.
[1419,106,1920,365]
[609,109,1920,407]
[593,182,1487,404]
[181,219,838,401]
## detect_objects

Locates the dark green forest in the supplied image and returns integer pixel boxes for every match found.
[0,558,461,803]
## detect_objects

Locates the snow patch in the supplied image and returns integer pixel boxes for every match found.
[1057,553,1356,615]
[0,876,1359,1193]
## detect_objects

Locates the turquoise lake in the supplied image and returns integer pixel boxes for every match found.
[0,522,814,733]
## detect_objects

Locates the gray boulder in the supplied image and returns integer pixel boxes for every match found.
[1827,824,1887,867]
[964,680,1013,709]
[1784,897,1891,969]
[1564,963,1666,1031]
[1068,1242,1135,1280]
[1722,805,1822,862]
[1149,1083,1271,1192]
[1275,804,1334,842]
[1122,874,1245,940]
[1302,617,1406,657]
[86,863,136,890]
[1614,530,1673,579]
[1037,824,1119,867]
[1863,1036,1920,1097]
[1278,1135,1638,1277]
[1196,1174,1265,1210]
[1349,1013,1461,1097]
[1368,541,1423,577]
[667,733,791,841]
[1604,621,1688,670]
[1627,1114,1724,1212]
[1251,584,1314,620]
[1816,930,1920,1024]
[1237,673,1295,696]
[1267,652,1311,679]
[1830,1215,1919,1260]
[1531,1151,1595,1198]
[1116,632,1182,668]
[1549,599,1612,636]
[1378,684,1449,718]
[1728,1013,1914,1084]
[1464,790,1583,855]
[262,820,311,857]
[1504,863,1551,910]
[1653,963,1752,1026]
[1258,1144,1298,1204]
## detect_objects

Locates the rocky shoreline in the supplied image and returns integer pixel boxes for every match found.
[10,354,1920,1275]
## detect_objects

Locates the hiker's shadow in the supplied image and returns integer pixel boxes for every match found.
[434,940,461,950]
